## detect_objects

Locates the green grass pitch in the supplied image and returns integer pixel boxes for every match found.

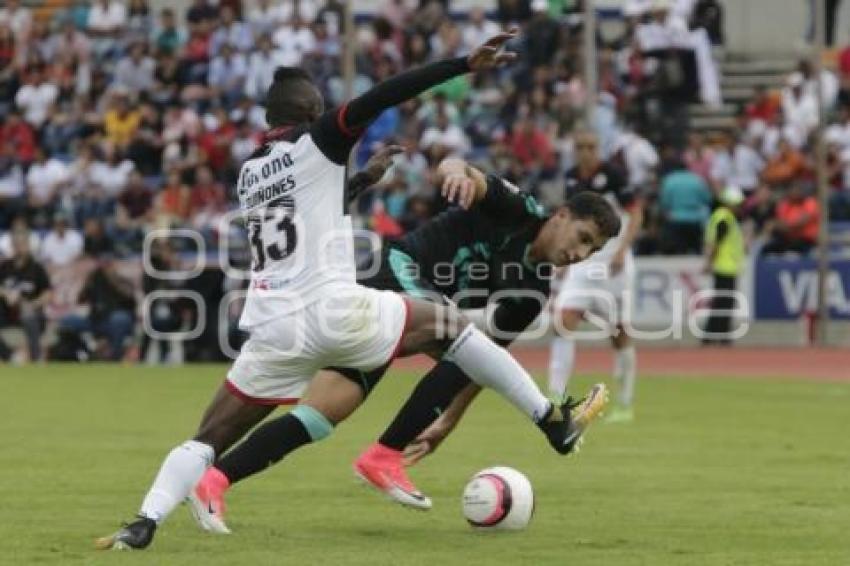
[1,364,848,565]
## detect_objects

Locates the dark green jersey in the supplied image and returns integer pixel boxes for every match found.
[388,176,553,308]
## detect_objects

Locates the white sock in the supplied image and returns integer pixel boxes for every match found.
[446,324,551,423]
[548,335,576,400]
[614,346,637,408]
[139,440,214,524]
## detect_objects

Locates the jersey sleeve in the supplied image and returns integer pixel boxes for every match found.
[477,175,547,227]
[309,57,471,165]
[308,105,363,166]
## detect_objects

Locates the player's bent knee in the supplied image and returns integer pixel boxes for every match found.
[291,404,334,442]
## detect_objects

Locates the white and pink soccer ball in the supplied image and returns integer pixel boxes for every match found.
[461,466,534,531]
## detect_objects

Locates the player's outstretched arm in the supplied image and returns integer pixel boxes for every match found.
[342,31,517,133]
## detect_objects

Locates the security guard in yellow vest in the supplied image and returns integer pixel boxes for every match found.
[703,185,746,345]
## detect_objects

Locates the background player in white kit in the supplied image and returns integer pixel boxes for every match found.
[549,130,645,423]
[96,33,609,551]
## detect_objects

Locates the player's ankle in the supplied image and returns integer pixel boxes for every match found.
[367,442,403,459]
[206,466,232,492]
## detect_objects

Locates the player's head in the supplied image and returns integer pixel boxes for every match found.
[265,67,324,128]
[536,192,620,266]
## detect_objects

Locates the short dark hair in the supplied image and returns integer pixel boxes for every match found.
[565,192,621,240]
[265,67,323,127]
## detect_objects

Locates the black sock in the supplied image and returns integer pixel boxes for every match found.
[216,413,312,485]
[378,361,472,451]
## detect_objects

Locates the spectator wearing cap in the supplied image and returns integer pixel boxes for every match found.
[0,229,51,362]
[762,184,820,255]
[59,253,136,361]
[41,212,84,267]
[702,185,745,345]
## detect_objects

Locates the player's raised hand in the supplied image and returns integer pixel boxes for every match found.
[441,172,477,209]
[363,145,405,184]
[467,29,518,71]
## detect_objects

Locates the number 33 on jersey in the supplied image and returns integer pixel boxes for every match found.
[236,133,358,327]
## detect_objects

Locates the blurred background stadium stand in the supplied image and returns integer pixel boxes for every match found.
[0,0,848,364]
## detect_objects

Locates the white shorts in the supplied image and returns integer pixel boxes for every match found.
[552,254,634,326]
[226,284,409,404]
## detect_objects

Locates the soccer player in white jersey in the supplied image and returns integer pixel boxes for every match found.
[96,33,609,551]
[549,130,645,423]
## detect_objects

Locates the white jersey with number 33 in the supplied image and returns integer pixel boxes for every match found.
[236,135,356,329]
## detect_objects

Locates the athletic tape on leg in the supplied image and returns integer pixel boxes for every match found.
[290,405,334,441]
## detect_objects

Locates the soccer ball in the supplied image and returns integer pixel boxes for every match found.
[461,466,534,531]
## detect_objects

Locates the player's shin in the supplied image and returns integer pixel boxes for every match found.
[378,361,471,450]
[445,324,552,423]
[139,440,215,523]
[216,405,333,485]
[614,345,636,408]
[548,335,576,401]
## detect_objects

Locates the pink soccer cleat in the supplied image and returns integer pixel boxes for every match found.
[353,443,432,510]
[187,467,232,534]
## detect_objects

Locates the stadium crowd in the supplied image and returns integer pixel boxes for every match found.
[0,0,845,363]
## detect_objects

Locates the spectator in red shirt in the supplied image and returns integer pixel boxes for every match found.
[762,184,820,255]
[0,110,37,165]
[509,114,556,174]
[745,85,780,124]
[197,108,236,174]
